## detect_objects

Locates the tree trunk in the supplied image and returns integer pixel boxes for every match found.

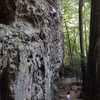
[85,0,100,100]
[79,0,85,92]
[64,22,73,66]
[84,1,88,57]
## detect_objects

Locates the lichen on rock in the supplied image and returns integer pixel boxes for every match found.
[0,0,63,100]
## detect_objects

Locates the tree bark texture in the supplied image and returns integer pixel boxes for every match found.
[85,0,100,100]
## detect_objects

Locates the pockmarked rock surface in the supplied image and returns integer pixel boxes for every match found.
[0,0,63,100]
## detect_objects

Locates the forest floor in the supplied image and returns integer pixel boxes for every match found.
[54,77,83,100]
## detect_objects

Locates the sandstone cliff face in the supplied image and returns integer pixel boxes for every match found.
[0,0,63,100]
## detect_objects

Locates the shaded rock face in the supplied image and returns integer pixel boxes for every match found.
[0,0,63,100]
[0,0,15,24]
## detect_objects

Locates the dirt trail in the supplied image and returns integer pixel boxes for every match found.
[54,77,83,100]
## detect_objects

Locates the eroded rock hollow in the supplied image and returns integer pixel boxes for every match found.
[0,0,63,100]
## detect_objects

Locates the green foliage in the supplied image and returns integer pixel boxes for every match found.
[62,0,91,71]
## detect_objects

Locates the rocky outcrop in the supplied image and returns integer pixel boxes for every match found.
[0,0,63,100]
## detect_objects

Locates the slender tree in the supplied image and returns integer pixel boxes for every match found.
[85,0,100,100]
[84,2,88,56]
[79,0,85,92]
[64,21,73,65]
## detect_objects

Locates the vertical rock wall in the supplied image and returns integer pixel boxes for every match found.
[0,0,63,100]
